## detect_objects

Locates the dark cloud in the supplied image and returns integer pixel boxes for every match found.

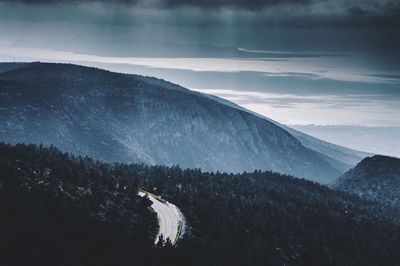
[0,0,395,13]
[158,0,310,10]
[2,0,399,27]
[0,0,309,9]
[348,6,368,16]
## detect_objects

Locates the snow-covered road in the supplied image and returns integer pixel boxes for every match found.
[138,189,185,245]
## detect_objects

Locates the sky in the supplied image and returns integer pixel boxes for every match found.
[0,0,399,127]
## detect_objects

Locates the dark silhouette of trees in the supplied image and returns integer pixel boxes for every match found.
[1,142,399,266]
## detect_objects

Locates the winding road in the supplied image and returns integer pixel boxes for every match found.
[138,189,185,245]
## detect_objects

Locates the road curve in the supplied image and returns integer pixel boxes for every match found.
[138,189,185,245]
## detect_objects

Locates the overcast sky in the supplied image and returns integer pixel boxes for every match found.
[0,0,399,127]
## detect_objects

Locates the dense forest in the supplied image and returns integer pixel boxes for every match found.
[0,143,159,266]
[335,155,400,208]
[1,143,400,266]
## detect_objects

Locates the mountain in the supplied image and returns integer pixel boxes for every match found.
[335,155,400,207]
[0,62,366,183]
[203,94,369,167]
[1,142,400,266]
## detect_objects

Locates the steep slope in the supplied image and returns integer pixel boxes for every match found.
[204,94,370,168]
[0,62,354,182]
[335,155,400,207]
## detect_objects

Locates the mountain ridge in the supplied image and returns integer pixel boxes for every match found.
[0,62,368,183]
[203,93,369,168]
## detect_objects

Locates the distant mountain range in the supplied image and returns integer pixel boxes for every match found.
[335,155,400,207]
[0,62,368,183]
[290,124,400,158]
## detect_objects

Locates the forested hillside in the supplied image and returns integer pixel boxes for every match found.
[335,155,400,207]
[0,62,368,183]
[0,143,157,266]
[1,143,399,266]
[139,166,400,265]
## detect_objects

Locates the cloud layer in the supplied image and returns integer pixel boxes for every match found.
[2,0,399,14]
[1,0,399,28]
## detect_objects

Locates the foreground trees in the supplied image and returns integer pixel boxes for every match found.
[0,143,399,266]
